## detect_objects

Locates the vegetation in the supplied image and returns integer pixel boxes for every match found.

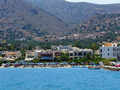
[55,53,69,62]
[32,59,40,63]
[0,38,101,51]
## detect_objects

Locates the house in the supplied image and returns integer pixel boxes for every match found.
[4,51,21,61]
[25,51,36,61]
[26,49,54,61]
[100,42,120,59]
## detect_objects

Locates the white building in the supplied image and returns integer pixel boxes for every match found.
[52,45,73,52]
[68,48,93,59]
[100,43,120,59]
[52,45,93,59]
[25,51,36,61]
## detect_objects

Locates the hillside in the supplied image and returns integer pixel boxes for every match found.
[1,0,120,42]
[0,0,68,41]
[75,13,120,41]
[28,0,120,24]
[78,14,120,32]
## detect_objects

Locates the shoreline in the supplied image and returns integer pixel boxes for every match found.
[0,64,120,71]
[0,64,91,68]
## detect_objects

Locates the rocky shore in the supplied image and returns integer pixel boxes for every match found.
[0,63,120,71]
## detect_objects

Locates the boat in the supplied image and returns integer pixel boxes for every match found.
[115,64,120,67]
[88,66,101,70]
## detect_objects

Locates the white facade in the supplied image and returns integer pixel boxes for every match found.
[68,48,93,59]
[25,51,36,61]
[52,45,93,59]
[100,43,120,59]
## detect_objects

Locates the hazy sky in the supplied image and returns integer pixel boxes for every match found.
[66,0,120,4]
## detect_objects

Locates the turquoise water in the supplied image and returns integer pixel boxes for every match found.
[0,68,120,90]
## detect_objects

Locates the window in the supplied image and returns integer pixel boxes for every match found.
[70,53,73,56]
[78,52,82,56]
[84,52,86,56]
[74,52,77,56]
[100,49,102,52]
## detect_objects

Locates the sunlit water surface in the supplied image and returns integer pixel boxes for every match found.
[0,68,120,90]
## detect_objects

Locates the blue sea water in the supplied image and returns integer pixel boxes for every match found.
[0,68,120,90]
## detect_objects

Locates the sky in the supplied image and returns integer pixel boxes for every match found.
[65,0,120,4]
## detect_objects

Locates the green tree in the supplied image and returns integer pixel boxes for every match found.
[60,53,69,61]
[20,49,26,59]
[32,59,40,63]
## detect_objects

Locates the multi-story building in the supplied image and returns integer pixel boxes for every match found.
[52,45,93,59]
[68,47,93,59]
[100,43,120,59]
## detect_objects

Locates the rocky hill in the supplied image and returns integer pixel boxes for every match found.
[1,0,120,42]
[0,0,68,41]
[29,0,120,24]
[78,14,120,32]
[74,13,120,41]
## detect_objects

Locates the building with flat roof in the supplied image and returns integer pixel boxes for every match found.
[52,45,93,59]
[100,42,120,59]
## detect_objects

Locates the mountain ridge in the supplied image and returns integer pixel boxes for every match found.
[0,0,120,42]
[28,0,120,24]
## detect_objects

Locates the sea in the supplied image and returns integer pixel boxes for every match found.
[0,68,120,90]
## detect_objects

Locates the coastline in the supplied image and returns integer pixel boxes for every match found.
[0,64,90,68]
[0,64,120,71]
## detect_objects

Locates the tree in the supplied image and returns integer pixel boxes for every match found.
[32,59,40,63]
[20,49,26,59]
[91,43,98,51]
[91,43,99,59]
[60,53,69,61]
